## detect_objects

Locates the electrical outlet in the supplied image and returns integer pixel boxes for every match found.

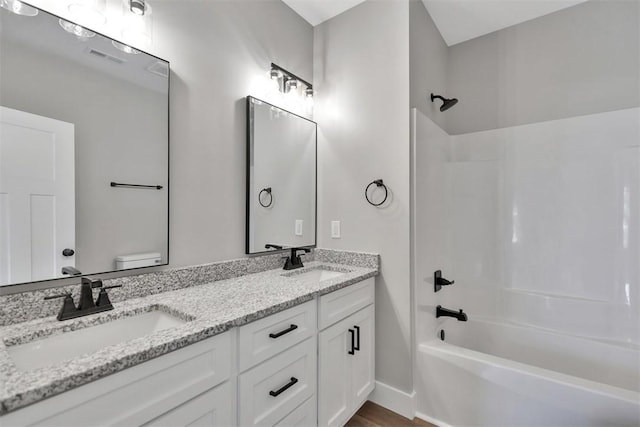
[295,220,303,236]
[331,221,341,239]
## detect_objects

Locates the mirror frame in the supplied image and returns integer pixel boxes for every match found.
[245,96,317,255]
[0,3,171,289]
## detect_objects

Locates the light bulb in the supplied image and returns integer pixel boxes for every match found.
[129,0,145,15]
[305,87,314,98]
[59,19,96,38]
[288,79,298,90]
[0,0,38,16]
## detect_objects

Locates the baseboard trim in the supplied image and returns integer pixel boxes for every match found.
[368,381,416,420]
[414,411,453,427]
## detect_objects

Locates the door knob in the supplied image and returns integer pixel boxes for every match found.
[62,248,75,257]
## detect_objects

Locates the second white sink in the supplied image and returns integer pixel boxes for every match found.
[286,268,347,282]
[6,309,187,371]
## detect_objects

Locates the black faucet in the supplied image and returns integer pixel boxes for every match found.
[436,305,468,321]
[283,247,310,270]
[44,277,122,321]
[434,270,455,293]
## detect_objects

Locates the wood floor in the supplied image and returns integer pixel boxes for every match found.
[345,401,437,427]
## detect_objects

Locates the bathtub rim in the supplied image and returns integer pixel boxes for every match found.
[418,339,640,403]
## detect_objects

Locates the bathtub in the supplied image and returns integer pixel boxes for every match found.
[416,317,640,426]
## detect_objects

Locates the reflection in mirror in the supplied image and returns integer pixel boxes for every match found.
[246,97,316,254]
[0,4,169,287]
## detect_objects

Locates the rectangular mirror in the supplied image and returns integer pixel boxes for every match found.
[246,96,316,254]
[0,4,169,287]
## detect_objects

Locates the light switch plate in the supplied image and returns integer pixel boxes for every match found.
[295,220,303,236]
[331,221,341,238]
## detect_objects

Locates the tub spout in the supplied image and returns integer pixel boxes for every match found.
[436,305,468,321]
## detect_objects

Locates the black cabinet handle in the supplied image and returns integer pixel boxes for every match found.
[62,248,75,257]
[354,325,361,351]
[348,329,355,355]
[269,377,298,397]
[269,324,298,339]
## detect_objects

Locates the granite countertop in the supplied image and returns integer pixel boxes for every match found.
[0,261,377,415]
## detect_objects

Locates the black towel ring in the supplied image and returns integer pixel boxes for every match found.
[259,187,273,207]
[365,179,388,207]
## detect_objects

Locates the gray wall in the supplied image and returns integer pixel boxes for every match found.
[445,0,640,134]
[141,1,314,266]
[314,0,413,393]
[0,39,168,275]
[409,0,449,130]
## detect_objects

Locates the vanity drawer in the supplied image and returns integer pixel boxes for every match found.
[3,331,232,427]
[318,278,374,330]
[238,299,316,372]
[239,337,317,427]
[144,381,233,427]
[274,397,317,427]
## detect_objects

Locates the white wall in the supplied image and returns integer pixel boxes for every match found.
[446,0,640,134]
[314,0,413,393]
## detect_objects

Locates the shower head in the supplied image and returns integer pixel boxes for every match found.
[431,93,458,112]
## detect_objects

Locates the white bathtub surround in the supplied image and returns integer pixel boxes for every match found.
[412,107,640,425]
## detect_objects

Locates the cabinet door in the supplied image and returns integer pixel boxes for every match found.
[144,381,233,427]
[350,305,375,406]
[318,318,352,427]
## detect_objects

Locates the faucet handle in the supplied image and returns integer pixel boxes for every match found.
[44,293,78,320]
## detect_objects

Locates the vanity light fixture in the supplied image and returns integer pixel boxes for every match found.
[121,0,153,48]
[0,0,38,16]
[68,0,107,27]
[270,63,313,98]
[129,0,145,16]
[59,18,96,38]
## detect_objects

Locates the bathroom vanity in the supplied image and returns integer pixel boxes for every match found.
[0,250,378,427]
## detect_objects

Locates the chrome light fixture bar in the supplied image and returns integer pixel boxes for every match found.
[270,63,313,97]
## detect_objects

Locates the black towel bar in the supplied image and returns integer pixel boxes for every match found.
[110,182,163,190]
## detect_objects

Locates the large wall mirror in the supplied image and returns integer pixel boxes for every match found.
[0,4,169,287]
[246,97,316,254]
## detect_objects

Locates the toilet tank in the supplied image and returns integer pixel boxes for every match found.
[115,252,162,270]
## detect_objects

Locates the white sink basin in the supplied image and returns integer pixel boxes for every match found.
[7,309,187,371]
[287,269,347,282]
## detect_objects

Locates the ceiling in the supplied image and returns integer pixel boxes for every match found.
[422,0,589,46]
[283,0,588,45]
[282,0,366,26]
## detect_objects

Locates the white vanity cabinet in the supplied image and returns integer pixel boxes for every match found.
[2,278,375,427]
[318,278,375,427]
[2,330,234,427]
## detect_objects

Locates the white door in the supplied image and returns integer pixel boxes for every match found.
[0,106,75,285]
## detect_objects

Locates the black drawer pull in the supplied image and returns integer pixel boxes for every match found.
[269,377,298,397]
[354,325,361,351]
[269,324,298,339]
[348,329,355,355]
